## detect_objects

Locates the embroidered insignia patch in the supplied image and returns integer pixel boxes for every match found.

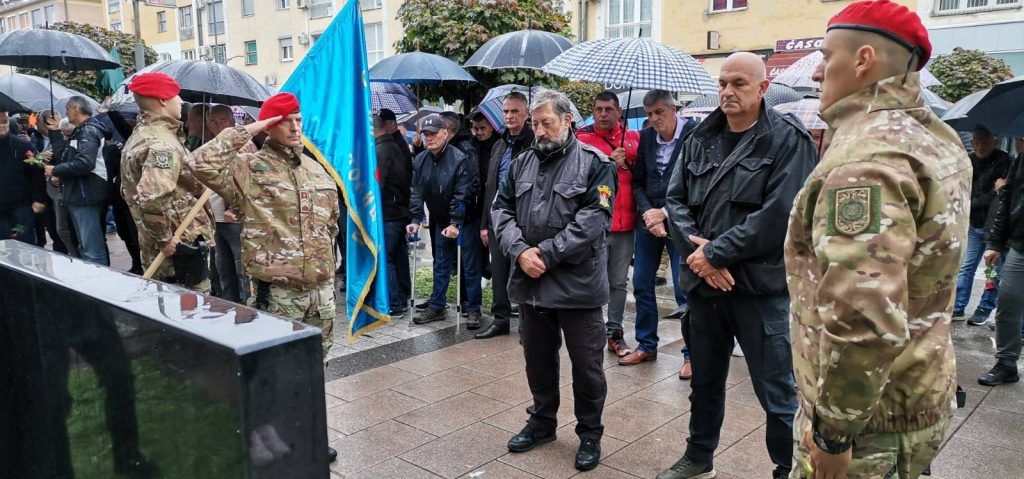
[598,185,611,208]
[150,150,172,169]
[827,186,880,236]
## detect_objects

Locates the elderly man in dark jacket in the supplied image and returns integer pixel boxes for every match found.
[407,114,481,326]
[492,90,616,472]
[658,53,816,479]
[375,114,414,316]
[476,91,534,339]
[0,109,46,246]
[45,96,110,266]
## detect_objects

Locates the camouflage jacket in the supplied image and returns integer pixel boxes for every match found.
[190,126,339,290]
[784,73,971,440]
[120,112,215,280]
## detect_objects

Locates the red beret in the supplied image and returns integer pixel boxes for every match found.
[127,72,181,100]
[259,92,300,126]
[828,0,931,70]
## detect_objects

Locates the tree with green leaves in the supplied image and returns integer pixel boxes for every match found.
[395,0,573,113]
[21,22,157,102]
[929,48,1014,103]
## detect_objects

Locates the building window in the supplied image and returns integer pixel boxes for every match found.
[19,13,28,28]
[207,0,225,36]
[212,44,226,64]
[364,22,383,65]
[178,6,194,39]
[30,9,42,28]
[606,0,652,38]
[44,5,56,24]
[361,0,383,9]
[110,22,122,32]
[279,36,294,61]
[710,0,748,13]
[242,0,255,16]
[6,17,17,32]
[245,40,258,65]
[108,0,120,14]
[157,11,167,33]
[936,0,1020,13]
[182,49,196,60]
[277,0,291,10]
[159,53,172,62]
[310,0,333,19]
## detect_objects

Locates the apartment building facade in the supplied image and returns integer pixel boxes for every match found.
[918,0,1024,75]
[0,0,104,32]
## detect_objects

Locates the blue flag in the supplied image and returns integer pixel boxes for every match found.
[282,0,389,340]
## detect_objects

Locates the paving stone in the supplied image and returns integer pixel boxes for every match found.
[602,396,683,442]
[605,353,684,383]
[325,365,421,401]
[453,335,524,356]
[402,423,513,478]
[325,393,346,409]
[631,375,693,410]
[462,348,529,378]
[559,372,651,405]
[713,425,775,478]
[327,389,426,435]
[498,435,627,479]
[952,406,1024,451]
[602,425,688,478]
[460,461,540,479]
[397,392,510,437]
[349,458,442,479]
[568,466,639,478]
[484,399,579,435]
[931,436,1024,478]
[392,346,488,376]
[329,420,436,476]
[394,366,497,404]
[473,371,536,406]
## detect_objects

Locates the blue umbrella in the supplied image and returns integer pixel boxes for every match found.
[369,52,476,84]
[465,29,573,71]
[964,75,1024,136]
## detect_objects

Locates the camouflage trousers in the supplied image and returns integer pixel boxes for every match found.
[790,409,949,479]
[255,279,336,357]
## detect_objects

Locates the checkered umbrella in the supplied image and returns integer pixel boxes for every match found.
[477,84,581,133]
[774,50,943,90]
[679,83,803,118]
[371,82,417,114]
[773,98,827,130]
[542,37,717,94]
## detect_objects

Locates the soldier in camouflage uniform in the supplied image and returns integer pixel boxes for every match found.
[120,73,216,292]
[189,93,340,354]
[784,2,970,477]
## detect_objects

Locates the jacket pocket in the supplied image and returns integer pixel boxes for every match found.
[685,161,714,207]
[729,157,774,206]
[547,181,586,228]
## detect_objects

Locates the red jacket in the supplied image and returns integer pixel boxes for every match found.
[576,123,639,232]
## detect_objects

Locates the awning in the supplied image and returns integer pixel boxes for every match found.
[766,52,810,81]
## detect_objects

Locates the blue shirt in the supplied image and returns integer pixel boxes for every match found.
[654,119,686,175]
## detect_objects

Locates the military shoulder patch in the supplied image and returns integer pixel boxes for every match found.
[148,149,173,169]
[597,185,612,208]
[826,185,881,236]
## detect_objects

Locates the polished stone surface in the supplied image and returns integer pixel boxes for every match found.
[0,240,328,478]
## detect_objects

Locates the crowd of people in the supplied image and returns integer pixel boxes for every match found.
[1,0,1022,477]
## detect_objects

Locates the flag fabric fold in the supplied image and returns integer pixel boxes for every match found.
[282,0,390,340]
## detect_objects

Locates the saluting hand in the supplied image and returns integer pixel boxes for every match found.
[243,116,281,136]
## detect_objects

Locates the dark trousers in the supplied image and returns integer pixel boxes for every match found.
[384,220,411,310]
[42,197,69,254]
[107,193,141,273]
[684,293,797,471]
[520,304,607,440]
[0,205,36,246]
[214,222,249,303]
[427,219,483,312]
[488,227,512,324]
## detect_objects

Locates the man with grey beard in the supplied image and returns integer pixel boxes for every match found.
[491,90,616,472]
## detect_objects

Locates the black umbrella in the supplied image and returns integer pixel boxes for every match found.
[941,89,988,132]
[464,29,573,70]
[108,60,275,107]
[0,28,118,111]
[965,75,1024,137]
[0,73,99,114]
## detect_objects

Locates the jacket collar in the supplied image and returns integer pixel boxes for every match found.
[534,134,577,163]
[504,125,534,144]
[585,122,625,140]
[821,72,925,131]
[138,111,184,133]
[264,138,304,167]
[692,101,776,143]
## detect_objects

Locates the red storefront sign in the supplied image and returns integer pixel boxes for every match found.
[775,37,823,53]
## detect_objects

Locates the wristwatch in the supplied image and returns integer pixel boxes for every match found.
[812,428,853,455]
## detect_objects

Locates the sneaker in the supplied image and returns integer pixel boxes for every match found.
[952,310,966,321]
[967,310,992,326]
[575,438,601,471]
[656,456,716,479]
[415,300,430,310]
[389,307,408,318]
[465,311,482,330]
[978,363,1020,386]
[507,424,556,453]
[607,331,632,357]
[413,308,446,324]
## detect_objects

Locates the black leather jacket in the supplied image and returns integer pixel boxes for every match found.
[491,136,616,309]
[666,104,817,297]
[988,153,1024,253]
[410,143,477,227]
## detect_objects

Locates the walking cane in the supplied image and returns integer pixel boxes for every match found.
[409,232,418,317]
[143,188,213,279]
[456,229,462,329]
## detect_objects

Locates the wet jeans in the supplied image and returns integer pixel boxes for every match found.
[67,204,109,266]
[954,227,1000,314]
[428,218,482,312]
[632,224,685,352]
[384,220,411,311]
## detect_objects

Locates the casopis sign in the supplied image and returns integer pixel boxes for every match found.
[143,0,177,7]
[775,38,823,53]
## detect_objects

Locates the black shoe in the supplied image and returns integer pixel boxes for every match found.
[328,446,337,463]
[979,363,1020,386]
[507,424,556,453]
[656,456,715,479]
[967,310,992,326]
[413,308,446,324]
[511,305,520,317]
[575,438,601,471]
[475,320,510,339]
[772,468,791,479]
[465,311,482,329]
[389,307,408,318]
[655,276,668,286]
[415,300,430,310]
[664,304,689,319]
[952,310,966,321]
